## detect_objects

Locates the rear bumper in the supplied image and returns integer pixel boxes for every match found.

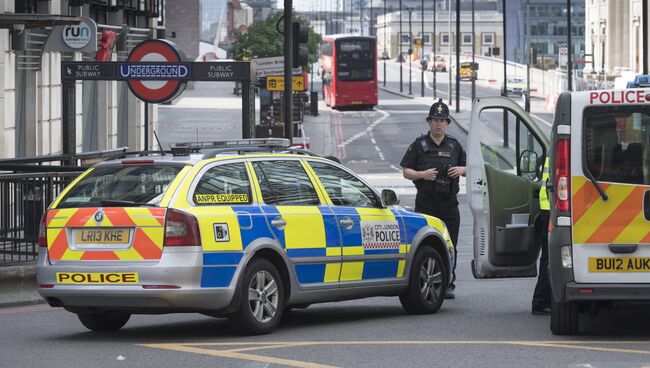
[36,248,241,313]
[565,283,650,302]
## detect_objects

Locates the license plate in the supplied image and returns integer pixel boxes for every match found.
[56,272,139,284]
[351,101,362,105]
[588,257,650,272]
[75,228,130,245]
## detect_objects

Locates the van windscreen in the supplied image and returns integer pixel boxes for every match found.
[583,106,650,185]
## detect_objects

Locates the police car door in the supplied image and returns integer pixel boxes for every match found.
[467,97,549,278]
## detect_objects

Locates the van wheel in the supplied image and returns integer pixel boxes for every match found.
[399,247,447,314]
[77,312,130,331]
[229,258,285,335]
[550,301,579,335]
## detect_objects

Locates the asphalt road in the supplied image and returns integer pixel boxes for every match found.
[3,66,650,368]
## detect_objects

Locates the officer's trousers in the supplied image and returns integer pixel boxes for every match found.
[415,196,460,289]
[532,210,551,310]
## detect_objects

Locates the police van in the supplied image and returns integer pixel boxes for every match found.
[466,89,650,335]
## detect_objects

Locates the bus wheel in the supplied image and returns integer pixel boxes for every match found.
[550,301,579,335]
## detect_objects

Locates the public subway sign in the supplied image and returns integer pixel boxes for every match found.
[61,40,253,103]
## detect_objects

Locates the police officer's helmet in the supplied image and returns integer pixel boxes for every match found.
[427,98,450,123]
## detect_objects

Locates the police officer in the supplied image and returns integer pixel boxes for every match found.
[532,157,551,315]
[400,98,466,299]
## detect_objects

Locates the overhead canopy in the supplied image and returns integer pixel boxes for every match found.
[0,13,81,29]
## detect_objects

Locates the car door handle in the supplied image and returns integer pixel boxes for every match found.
[339,216,354,229]
[271,216,286,230]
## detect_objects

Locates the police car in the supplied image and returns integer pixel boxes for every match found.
[37,139,454,334]
[467,90,650,335]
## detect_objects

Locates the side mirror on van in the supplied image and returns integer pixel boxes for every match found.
[519,150,540,180]
[380,189,399,207]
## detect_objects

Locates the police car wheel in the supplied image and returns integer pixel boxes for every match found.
[400,247,447,314]
[230,258,285,335]
[77,311,131,332]
[550,301,579,335]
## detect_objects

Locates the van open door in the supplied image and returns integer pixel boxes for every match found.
[467,97,549,278]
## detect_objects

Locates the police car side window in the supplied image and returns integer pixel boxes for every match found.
[309,161,380,208]
[252,160,320,206]
[193,163,252,205]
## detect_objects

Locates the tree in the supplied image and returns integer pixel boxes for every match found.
[229,12,321,70]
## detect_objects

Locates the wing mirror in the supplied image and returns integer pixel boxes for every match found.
[519,149,540,180]
[380,189,399,207]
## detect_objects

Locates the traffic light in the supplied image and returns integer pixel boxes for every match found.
[292,22,309,68]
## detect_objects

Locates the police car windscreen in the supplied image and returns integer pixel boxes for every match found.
[584,105,650,185]
[336,39,375,81]
[56,165,184,208]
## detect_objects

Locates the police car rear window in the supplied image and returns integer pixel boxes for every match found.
[584,106,650,185]
[56,165,183,208]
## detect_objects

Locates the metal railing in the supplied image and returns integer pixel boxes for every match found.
[0,172,81,264]
[0,147,129,264]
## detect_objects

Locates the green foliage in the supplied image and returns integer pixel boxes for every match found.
[229,12,322,70]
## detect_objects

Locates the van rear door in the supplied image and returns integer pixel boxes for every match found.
[570,90,650,283]
[467,97,549,278]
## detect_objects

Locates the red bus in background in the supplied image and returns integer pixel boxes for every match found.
[320,35,377,109]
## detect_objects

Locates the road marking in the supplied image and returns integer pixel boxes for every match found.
[141,340,650,368]
[0,304,51,315]
[141,343,336,368]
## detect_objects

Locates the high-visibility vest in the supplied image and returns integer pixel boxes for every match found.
[539,157,550,210]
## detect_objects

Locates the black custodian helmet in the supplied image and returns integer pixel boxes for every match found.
[427,98,450,122]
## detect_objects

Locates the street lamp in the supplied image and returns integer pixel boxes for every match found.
[566,0,572,91]
[408,7,413,95]
[399,0,403,92]
[433,0,436,100]
[383,0,387,86]
[420,0,425,97]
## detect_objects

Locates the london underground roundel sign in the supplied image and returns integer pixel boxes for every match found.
[123,39,188,103]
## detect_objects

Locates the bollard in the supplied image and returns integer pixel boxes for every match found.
[310,91,319,116]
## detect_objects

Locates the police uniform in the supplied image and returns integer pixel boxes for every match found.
[400,99,466,293]
[532,157,551,315]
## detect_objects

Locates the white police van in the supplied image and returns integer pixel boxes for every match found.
[467,90,650,335]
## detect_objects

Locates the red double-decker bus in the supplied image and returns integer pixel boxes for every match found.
[320,35,377,109]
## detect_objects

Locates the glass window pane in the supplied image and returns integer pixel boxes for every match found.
[309,161,379,208]
[57,165,183,208]
[584,106,650,184]
[253,161,320,205]
[193,163,252,205]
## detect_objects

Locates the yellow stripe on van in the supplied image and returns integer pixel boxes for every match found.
[573,185,636,244]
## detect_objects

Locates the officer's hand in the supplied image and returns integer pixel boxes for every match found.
[421,168,438,181]
[447,166,466,178]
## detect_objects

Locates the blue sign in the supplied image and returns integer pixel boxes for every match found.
[117,63,191,80]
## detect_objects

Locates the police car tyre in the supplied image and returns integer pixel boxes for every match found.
[550,301,579,335]
[77,312,131,332]
[400,247,447,314]
[230,258,285,335]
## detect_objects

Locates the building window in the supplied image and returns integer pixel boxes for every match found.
[421,33,432,45]
[462,33,473,45]
[482,33,495,45]
[400,33,411,44]
[441,32,451,45]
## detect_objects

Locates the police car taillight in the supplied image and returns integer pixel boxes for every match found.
[555,139,570,212]
[164,209,201,247]
[38,212,47,248]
